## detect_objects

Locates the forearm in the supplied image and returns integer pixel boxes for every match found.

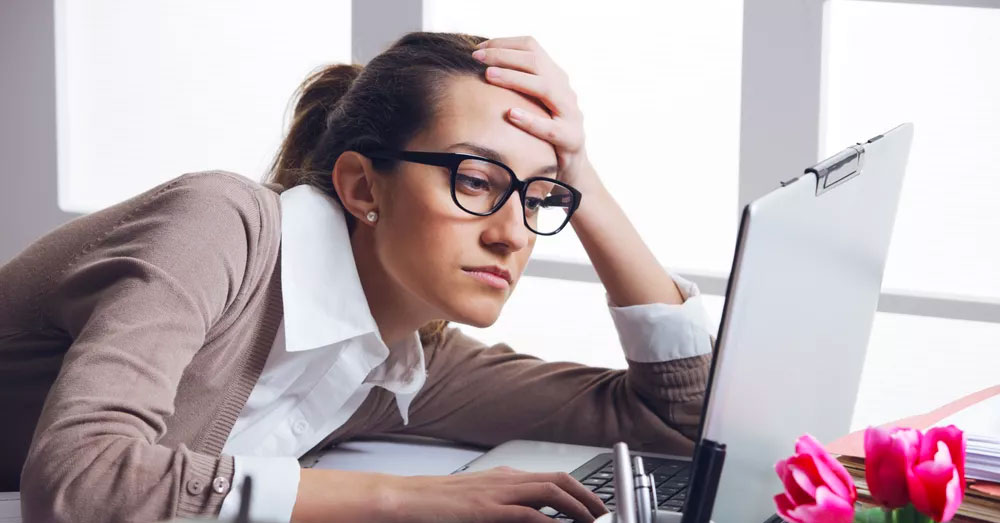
[292,468,397,523]
[570,164,684,307]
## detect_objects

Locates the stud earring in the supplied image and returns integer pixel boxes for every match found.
[366,211,379,223]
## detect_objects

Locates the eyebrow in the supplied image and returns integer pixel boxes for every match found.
[446,142,560,178]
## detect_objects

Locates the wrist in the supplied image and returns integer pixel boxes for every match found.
[292,468,399,523]
[564,158,604,197]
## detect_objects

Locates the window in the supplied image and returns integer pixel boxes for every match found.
[55,0,352,213]
[824,0,1000,430]
[825,0,1000,299]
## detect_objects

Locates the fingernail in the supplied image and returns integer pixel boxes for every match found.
[472,49,487,61]
[475,41,487,49]
[486,67,500,79]
[509,108,526,120]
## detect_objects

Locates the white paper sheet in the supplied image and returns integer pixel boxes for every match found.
[309,438,487,477]
[937,394,1000,481]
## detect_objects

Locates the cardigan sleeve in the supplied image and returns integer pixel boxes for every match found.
[18,173,260,522]
[398,322,713,457]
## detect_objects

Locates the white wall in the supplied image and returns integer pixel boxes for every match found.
[0,0,76,264]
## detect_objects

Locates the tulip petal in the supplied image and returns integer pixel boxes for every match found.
[922,425,966,493]
[785,458,820,505]
[786,486,856,523]
[864,426,920,508]
[908,458,958,522]
[774,493,806,523]
[797,434,857,501]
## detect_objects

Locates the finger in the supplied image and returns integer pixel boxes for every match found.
[485,67,554,109]
[500,482,596,522]
[476,36,546,54]
[488,506,551,523]
[535,472,608,517]
[507,108,576,150]
[472,48,541,75]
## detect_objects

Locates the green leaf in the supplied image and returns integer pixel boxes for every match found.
[854,507,889,523]
[888,505,935,523]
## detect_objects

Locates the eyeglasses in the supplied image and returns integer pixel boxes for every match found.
[363,150,582,236]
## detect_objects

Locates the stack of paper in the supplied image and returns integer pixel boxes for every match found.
[837,456,1000,522]
[937,394,1000,483]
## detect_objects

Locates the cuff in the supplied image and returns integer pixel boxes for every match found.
[218,455,301,523]
[607,272,714,363]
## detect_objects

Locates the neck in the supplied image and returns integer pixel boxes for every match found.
[350,229,433,347]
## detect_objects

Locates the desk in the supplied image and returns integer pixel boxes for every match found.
[0,491,18,523]
[0,437,485,523]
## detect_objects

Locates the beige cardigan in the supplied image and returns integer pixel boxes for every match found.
[0,171,711,522]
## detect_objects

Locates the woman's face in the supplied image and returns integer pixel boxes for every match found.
[372,75,559,328]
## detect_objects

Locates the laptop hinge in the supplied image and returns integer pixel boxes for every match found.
[807,144,866,196]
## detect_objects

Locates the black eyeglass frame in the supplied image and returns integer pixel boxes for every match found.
[362,150,582,236]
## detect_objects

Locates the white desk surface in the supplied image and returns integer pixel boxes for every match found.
[0,437,486,523]
[0,491,19,523]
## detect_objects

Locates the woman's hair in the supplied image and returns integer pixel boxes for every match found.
[266,31,490,345]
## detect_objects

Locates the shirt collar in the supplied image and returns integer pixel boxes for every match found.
[279,184,427,424]
[278,183,380,351]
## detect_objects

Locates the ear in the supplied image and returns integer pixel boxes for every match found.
[332,151,380,225]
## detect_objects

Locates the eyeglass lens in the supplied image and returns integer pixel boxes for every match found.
[453,158,573,234]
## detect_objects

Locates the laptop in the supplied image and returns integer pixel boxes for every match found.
[453,123,915,522]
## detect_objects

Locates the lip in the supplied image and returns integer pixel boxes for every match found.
[462,265,513,289]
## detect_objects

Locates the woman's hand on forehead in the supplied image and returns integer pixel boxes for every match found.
[472,36,599,193]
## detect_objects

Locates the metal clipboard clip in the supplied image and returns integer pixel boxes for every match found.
[806,143,866,196]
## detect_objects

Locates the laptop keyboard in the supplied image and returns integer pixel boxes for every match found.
[540,454,691,521]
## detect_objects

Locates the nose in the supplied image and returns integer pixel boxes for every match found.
[480,191,531,254]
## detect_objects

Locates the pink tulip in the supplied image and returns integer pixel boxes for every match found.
[864,426,921,508]
[907,425,966,522]
[774,434,857,523]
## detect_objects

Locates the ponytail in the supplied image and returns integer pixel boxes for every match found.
[269,63,363,189]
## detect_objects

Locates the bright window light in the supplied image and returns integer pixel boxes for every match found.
[55,0,351,213]
[851,311,1000,431]
[825,0,1000,299]
[457,276,725,368]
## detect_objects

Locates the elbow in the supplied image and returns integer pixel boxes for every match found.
[19,449,76,523]
[20,437,137,523]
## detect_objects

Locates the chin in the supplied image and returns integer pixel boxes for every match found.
[445,294,504,328]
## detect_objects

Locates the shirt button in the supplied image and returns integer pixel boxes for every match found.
[292,419,308,435]
[212,476,230,494]
[185,478,205,496]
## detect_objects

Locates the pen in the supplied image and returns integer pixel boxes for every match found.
[680,439,727,523]
[633,456,653,523]
[235,475,252,523]
[612,443,638,523]
[648,472,658,515]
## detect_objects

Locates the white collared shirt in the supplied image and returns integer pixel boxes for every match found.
[218,184,713,521]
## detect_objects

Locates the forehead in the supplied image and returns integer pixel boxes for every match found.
[414,75,557,174]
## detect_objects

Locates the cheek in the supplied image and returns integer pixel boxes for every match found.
[377,188,470,289]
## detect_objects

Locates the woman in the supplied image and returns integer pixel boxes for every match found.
[0,32,713,522]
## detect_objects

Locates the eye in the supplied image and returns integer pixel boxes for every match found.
[455,172,492,193]
[524,196,543,213]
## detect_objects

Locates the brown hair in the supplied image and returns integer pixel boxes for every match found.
[266,31,490,345]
